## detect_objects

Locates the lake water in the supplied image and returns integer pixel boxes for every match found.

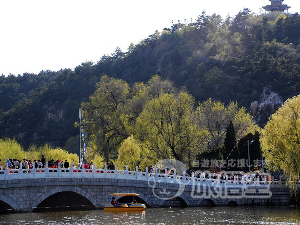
[0,206,300,225]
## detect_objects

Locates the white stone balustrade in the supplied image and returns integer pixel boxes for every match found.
[0,162,288,186]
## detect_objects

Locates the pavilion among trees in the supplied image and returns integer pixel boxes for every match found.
[263,0,291,12]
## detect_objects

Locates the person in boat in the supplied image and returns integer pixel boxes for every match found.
[111,197,116,205]
[111,197,119,206]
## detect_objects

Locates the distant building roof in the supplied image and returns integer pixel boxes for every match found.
[263,0,291,12]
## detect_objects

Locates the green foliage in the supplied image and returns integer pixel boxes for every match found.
[26,144,78,164]
[1,11,300,166]
[0,138,25,161]
[0,72,261,171]
[136,92,197,166]
[0,139,79,166]
[117,135,141,170]
[261,95,300,192]
[224,121,236,159]
[44,148,78,165]
[81,75,130,162]
[63,135,79,155]
[81,146,105,168]
[92,154,105,169]
[195,99,244,149]
[194,99,258,161]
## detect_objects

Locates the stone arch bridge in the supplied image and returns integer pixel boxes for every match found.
[0,166,295,212]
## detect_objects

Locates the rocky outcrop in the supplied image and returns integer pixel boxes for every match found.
[44,102,65,122]
[250,86,283,127]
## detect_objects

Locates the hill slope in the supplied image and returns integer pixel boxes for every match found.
[1,10,300,149]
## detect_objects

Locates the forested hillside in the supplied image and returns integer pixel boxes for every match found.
[1,9,300,150]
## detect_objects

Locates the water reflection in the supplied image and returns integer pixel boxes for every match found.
[0,206,300,224]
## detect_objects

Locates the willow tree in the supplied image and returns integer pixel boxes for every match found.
[125,75,177,127]
[0,138,25,163]
[261,95,300,191]
[117,135,155,170]
[136,92,196,166]
[81,75,130,163]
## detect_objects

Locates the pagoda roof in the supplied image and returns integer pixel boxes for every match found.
[263,5,291,12]
[263,0,291,12]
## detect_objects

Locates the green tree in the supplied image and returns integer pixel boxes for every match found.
[194,99,257,155]
[0,138,25,163]
[117,135,155,170]
[195,99,235,150]
[26,143,78,165]
[136,92,196,166]
[232,106,259,141]
[117,135,141,170]
[261,95,300,191]
[231,8,252,33]
[223,121,237,160]
[63,135,79,155]
[123,82,149,135]
[81,75,130,163]
[4,11,300,154]
[124,76,178,134]
[146,75,177,99]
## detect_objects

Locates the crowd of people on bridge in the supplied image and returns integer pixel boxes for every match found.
[0,156,281,183]
[192,170,271,183]
[0,156,96,172]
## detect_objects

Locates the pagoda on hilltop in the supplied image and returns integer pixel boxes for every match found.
[263,0,291,12]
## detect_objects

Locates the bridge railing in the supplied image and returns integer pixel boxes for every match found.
[0,163,291,186]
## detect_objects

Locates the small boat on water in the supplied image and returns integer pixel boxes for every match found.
[104,193,146,212]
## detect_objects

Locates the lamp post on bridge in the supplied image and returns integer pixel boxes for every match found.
[79,109,84,164]
[247,140,253,172]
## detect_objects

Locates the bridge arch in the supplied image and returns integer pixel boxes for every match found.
[113,189,152,207]
[162,196,188,207]
[31,186,98,211]
[199,198,216,207]
[227,200,238,206]
[0,194,18,212]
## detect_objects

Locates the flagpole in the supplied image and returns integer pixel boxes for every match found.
[79,109,83,164]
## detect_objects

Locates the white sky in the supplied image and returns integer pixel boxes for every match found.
[0,0,299,76]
